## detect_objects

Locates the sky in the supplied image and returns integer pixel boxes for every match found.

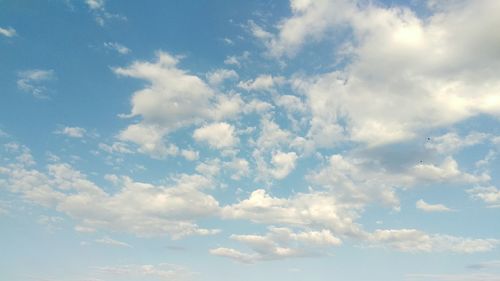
[1,0,500,280]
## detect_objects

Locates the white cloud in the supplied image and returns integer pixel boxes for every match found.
[85,0,126,26]
[95,237,132,248]
[85,0,105,10]
[276,0,500,147]
[195,159,221,177]
[416,199,453,212]
[224,158,250,180]
[468,186,500,207]
[224,51,250,67]
[0,152,221,238]
[206,69,238,86]
[104,42,131,55]
[211,227,341,263]
[270,151,298,179]
[181,149,199,161]
[98,142,133,154]
[310,154,488,208]
[250,0,352,58]
[0,26,16,37]
[369,229,499,253]
[222,189,363,237]
[238,74,284,91]
[115,52,241,157]
[17,69,56,99]
[425,132,489,154]
[55,126,87,138]
[193,122,238,149]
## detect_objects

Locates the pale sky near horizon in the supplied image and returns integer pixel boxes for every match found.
[1,0,500,280]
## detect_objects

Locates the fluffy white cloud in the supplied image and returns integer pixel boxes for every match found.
[310,154,488,208]
[17,69,56,99]
[193,122,238,149]
[211,227,341,263]
[222,189,363,237]
[238,74,284,91]
[416,199,453,212]
[0,154,221,238]
[269,151,298,179]
[181,149,199,161]
[425,132,489,154]
[115,52,242,157]
[468,186,500,207]
[55,126,87,138]
[224,158,250,180]
[206,69,238,85]
[0,26,16,37]
[273,0,500,147]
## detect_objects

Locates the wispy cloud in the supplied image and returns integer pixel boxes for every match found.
[0,26,16,37]
[95,237,132,248]
[17,69,56,99]
[85,0,126,26]
[103,42,131,54]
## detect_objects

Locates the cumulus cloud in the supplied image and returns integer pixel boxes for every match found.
[425,132,489,154]
[416,199,453,212]
[17,69,56,99]
[206,69,238,86]
[468,186,500,207]
[238,74,285,91]
[0,151,221,238]
[310,154,488,208]
[269,151,298,179]
[193,122,239,149]
[269,0,500,148]
[114,52,241,157]
[222,189,364,237]
[55,126,87,138]
[211,227,341,263]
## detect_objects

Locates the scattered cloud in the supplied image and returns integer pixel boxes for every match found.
[206,69,238,86]
[0,26,16,37]
[238,74,284,91]
[468,186,500,207]
[17,69,56,99]
[193,122,239,150]
[55,126,87,138]
[369,229,499,253]
[95,237,132,248]
[104,42,131,55]
[416,199,453,212]
[211,227,341,263]
[85,0,126,26]
[114,51,241,157]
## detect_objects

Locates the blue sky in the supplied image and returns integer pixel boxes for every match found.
[1,0,500,280]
